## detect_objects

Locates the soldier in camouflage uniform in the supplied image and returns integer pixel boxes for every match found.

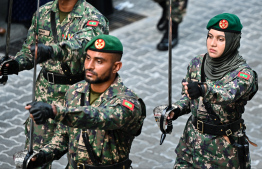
[25,34,146,169]
[154,13,258,169]
[153,0,188,51]
[0,0,109,167]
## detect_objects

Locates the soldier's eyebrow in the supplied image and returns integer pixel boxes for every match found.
[94,56,106,61]
[86,53,106,61]
[208,33,225,38]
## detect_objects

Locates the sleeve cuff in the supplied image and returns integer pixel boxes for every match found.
[54,104,67,122]
[50,44,64,61]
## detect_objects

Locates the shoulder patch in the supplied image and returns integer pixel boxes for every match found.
[122,100,134,111]
[87,20,99,27]
[238,72,250,80]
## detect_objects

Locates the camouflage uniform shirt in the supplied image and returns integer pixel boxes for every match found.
[14,0,109,151]
[41,75,146,168]
[173,54,258,169]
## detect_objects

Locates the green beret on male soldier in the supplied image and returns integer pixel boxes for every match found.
[85,34,123,54]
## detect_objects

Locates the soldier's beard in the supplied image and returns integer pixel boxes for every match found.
[84,69,112,84]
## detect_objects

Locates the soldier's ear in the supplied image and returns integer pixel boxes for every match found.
[112,61,122,73]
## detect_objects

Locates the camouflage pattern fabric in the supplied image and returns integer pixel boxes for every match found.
[13,0,109,161]
[153,0,187,23]
[41,75,146,168]
[172,54,257,168]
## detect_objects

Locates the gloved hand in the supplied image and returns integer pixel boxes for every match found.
[28,101,55,125]
[187,81,204,99]
[153,104,180,121]
[30,44,54,64]
[27,151,46,169]
[0,58,19,75]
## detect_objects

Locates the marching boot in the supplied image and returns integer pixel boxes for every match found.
[156,1,168,31]
[156,21,179,51]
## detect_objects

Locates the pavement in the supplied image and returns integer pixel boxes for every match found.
[0,0,262,168]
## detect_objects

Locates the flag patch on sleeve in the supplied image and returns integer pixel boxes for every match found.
[87,20,99,26]
[122,100,134,111]
[238,72,250,80]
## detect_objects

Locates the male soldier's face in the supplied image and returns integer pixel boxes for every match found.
[206,29,226,58]
[84,50,116,84]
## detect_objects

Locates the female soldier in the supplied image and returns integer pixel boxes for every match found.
[154,13,258,169]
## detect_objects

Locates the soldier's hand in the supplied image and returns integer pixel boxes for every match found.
[30,44,54,64]
[26,101,56,125]
[27,151,46,169]
[0,59,19,76]
[153,105,180,125]
[183,81,203,99]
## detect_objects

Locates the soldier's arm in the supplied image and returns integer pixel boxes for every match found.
[54,98,142,132]
[14,14,37,72]
[50,17,109,63]
[40,122,69,161]
[204,70,256,105]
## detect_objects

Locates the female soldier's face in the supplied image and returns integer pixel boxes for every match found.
[206,29,226,58]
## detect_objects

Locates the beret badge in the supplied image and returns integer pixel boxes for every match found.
[95,39,105,49]
[219,19,229,29]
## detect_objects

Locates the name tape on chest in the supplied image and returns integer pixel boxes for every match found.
[87,20,99,27]
[39,29,50,36]
[238,72,250,80]
[122,100,134,111]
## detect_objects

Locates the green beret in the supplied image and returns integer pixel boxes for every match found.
[85,34,123,54]
[206,13,242,33]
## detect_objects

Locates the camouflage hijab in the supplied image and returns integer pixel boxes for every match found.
[204,31,246,81]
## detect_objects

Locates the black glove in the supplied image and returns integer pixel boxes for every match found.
[1,59,19,75]
[187,81,204,99]
[27,151,46,169]
[153,105,181,121]
[30,44,54,64]
[171,107,181,121]
[28,101,55,125]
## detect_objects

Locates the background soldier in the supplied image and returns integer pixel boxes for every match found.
[153,0,188,51]
[0,0,109,168]
[154,13,258,168]
[25,34,146,169]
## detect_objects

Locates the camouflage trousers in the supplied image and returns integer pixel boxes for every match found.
[24,70,70,168]
[153,0,188,23]
[173,117,251,169]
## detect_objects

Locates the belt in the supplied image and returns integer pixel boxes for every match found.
[43,69,84,85]
[71,158,132,169]
[191,115,244,136]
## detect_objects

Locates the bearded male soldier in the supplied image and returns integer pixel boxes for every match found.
[0,0,109,167]
[154,13,258,168]
[25,34,146,169]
